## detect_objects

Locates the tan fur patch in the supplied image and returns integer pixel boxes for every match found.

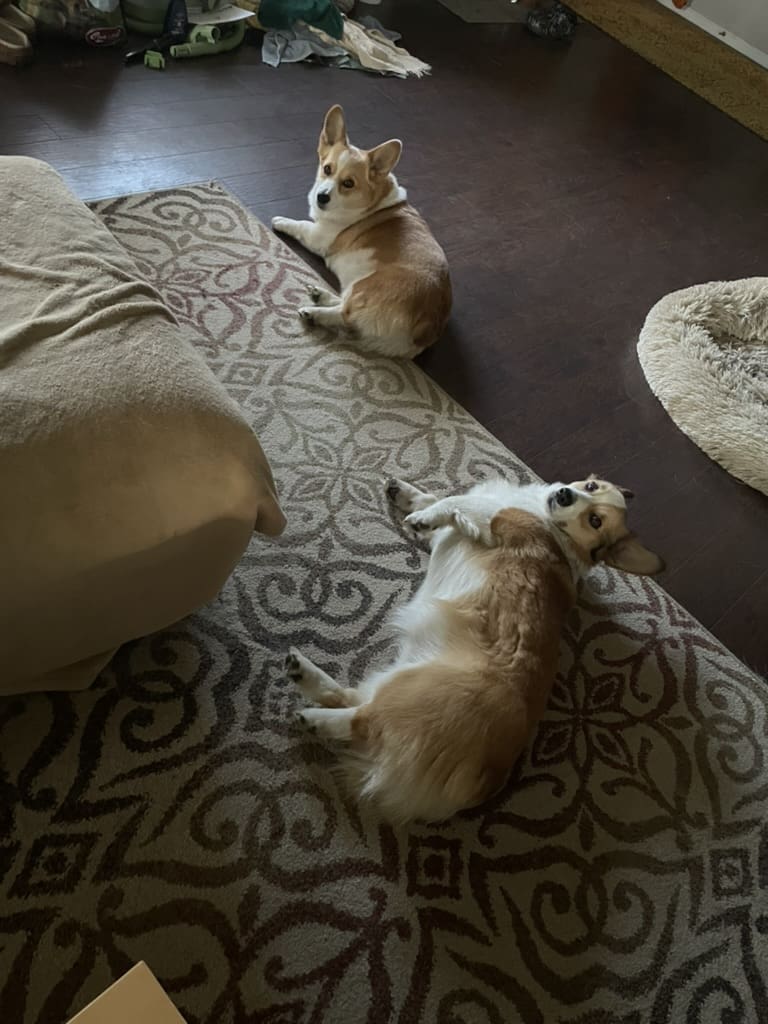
[332,205,452,349]
[559,502,631,566]
[557,496,664,575]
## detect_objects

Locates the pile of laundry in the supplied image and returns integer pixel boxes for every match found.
[0,0,429,74]
[242,0,431,77]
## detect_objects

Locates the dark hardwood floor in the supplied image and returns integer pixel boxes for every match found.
[2,0,767,673]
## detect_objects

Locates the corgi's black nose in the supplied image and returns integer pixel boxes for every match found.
[555,487,574,507]
[317,192,330,206]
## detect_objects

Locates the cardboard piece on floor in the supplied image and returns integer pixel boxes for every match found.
[66,962,186,1024]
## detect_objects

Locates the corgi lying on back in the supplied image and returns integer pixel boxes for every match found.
[272,104,452,359]
[285,475,664,824]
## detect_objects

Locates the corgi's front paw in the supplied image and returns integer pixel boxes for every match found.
[298,307,315,326]
[404,510,440,533]
[407,504,492,545]
[386,478,405,506]
[271,216,292,234]
[295,708,319,735]
[284,649,304,684]
[387,479,430,514]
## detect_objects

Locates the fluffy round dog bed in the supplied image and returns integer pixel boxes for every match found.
[638,277,768,496]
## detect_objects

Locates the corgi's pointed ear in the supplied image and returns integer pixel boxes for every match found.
[319,105,347,149]
[602,535,665,576]
[368,139,402,176]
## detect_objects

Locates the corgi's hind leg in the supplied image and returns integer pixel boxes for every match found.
[386,479,441,545]
[307,283,338,307]
[285,649,361,708]
[297,303,345,330]
[299,706,357,740]
[341,287,419,358]
[386,478,438,515]
[272,217,323,252]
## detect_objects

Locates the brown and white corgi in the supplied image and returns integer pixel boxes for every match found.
[272,104,452,359]
[285,475,664,824]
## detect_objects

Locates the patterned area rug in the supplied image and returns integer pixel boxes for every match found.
[2,184,767,1024]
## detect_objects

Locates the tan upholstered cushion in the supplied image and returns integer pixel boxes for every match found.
[0,157,286,694]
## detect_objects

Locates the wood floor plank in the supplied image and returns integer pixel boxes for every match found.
[58,139,311,200]
[712,571,768,675]
[0,113,59,146]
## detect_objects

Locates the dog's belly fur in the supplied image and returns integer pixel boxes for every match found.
[354,529,487,718]
[387,530,486,669]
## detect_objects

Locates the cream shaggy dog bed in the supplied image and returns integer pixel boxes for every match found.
[638,277,768,496]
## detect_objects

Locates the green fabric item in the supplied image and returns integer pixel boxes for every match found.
[258,0,343,39]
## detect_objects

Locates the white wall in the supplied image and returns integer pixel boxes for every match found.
[657,0,768,70]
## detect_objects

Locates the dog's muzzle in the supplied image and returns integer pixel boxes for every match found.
[317,191,331,207]
[554,487,574,508]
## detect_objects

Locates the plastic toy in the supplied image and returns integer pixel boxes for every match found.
[143,47,165,67]
[170,19,244,58]
[124,0,187,63]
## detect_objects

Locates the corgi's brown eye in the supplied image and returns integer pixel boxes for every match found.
[341,178,354,189]
[589,514,602,530]
[323,164,332,175]
[585,481,598,492]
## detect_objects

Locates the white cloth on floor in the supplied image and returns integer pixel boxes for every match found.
[262,14,430,77]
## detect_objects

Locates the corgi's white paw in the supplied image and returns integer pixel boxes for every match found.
[387,479,437,514]
[404,509,441,533]
[306,284,337,307]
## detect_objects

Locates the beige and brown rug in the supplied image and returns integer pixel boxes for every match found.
[568,0,768,141]
[1,183,767,1024]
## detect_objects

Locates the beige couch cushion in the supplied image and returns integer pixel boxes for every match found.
[0,157,286,694]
